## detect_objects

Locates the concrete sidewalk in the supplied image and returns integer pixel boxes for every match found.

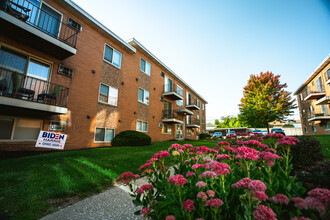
[41,178,149,220]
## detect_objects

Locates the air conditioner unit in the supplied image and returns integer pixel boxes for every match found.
[159,123,163,128]
[58,64,74,78]
[49,121,66,131]
[160,71,165,77]
[67,18,82,32]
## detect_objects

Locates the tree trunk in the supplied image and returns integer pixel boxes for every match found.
[266,123,270,133]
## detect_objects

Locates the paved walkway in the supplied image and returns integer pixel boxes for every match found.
[41,178,149,220]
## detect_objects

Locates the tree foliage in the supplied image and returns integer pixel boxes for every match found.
[216,115,247,128]
[239,71,296,130]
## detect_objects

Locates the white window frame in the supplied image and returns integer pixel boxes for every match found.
[138,88,149,105]
[103,44,122,68]
[325,121,330,130]
[98,83,118,106]
[137,120,148,132]
[299,94,303,102]
[176,99,183,107]
[163,124,172,134]
[140,58,151,76]
[0,116,43,141]
[94,127,115,143]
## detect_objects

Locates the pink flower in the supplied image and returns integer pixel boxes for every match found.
[168,174,188,186]
[265,160,275,166]
[141,169,154,176]
[147,158,159,163]
[291,197,307,209]
[259,152,280,160]
[165,215,176,220]
[263,133,284,139]
[139,162,154,171]
[182,144,193,148]
[178,149,184,153]
[248,180,267,192]
[168,143,181,151]
[182,199,195,212]
[307,188,330,206]
[123,179,131,184]
[140,207,151,216]
[199,171,217,179]
[253,191,268,201]
[186,172,196,177]
[304,196,326,215]
[290,217,311,220]
[153,151,170,159]
[214,168,230,176]
[209,161,230,170]
[136,184,154,194]
[197,192,208,201]
[116,172,133,181]
[196,181,207,188]
[216,154,231,160]
[231,178,252,189]
[269,194,289,205]
[150,200,158,206]
[253,205,277,220]
[205,198,224,207]
[207,190,215,198]
[218,141,230,146]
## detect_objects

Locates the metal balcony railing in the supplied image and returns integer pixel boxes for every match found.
[1,0,79,48]
[187,118,200,125]
[0,67,69,107]
[187,98,199,106]
[162,110,178,119]
[308,109,330,118]
[164,84,184,97]
[304,84,325,97]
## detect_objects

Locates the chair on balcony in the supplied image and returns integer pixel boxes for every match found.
[37,85,62,105]
[2,0,31,22]
[16,87,35,100]
[0,78,8,95]
[10,72,35,100]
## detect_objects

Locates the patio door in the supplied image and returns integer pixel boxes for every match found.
[175,124,184,140]
[164,101,172,117]
[164,75,172,92]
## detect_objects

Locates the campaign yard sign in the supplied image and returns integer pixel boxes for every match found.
[35,131,67,150]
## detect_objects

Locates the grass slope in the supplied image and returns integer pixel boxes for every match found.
[0,140,216,220]
[310,135,330,159]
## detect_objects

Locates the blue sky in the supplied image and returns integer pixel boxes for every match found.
[74,0,330,123]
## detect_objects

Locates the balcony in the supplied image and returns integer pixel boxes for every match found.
[186,98,200,110]
[175,108,193,115]
[0,67,68,114]
[163,84,183,100]
[315,96,330,105]
[304,84,326,101]
[0,0,78,59]
[186,118,200,128]
[162,110,183,124]
[308,109,330,122]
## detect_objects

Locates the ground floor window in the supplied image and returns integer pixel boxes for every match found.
[163,124,171,134]
[0,117,42,140]
[187,129,192,136]
[325,121,330,130]
[312,124,316,133]
[137,120,148,132]
[94,127,114,142]
[304,126,308,133]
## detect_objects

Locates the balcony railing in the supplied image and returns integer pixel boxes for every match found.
[164,84,184,96]
[1,0,78,48]
[307,109,330,121]
[304,84,325,97]
[162,110,178,119]
[186,98,200,110]
[0,67,69,107]
[187,118,200,125]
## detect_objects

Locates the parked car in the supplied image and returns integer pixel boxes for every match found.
[271,128,286,136]
[226,131,236,138]
[212,132,223,138]
[251,129,262,135]
[261,130,268,135]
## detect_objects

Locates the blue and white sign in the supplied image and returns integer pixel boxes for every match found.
[35,131,67,150]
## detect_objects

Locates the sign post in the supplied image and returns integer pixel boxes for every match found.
[35,131,67,150]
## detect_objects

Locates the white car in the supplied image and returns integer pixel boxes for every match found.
[212,132,223,138]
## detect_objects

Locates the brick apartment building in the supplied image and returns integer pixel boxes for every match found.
[294,54,330,135]
[0,0,207,151]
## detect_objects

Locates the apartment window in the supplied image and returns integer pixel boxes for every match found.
[305,87,309,96]
[197,114,200,123]
[304,126,308,133]
[302,109,306,118]
[186,115,191,124]
[95,127,114,142]
[299,94,303,102]
[325,121,330,130]
[186,92,191,105]
[202,103,205,111]
[138,88,149,104]
[196,99,200,107]
[316,76,323,92]
[140,58,151,75]
[321,105,329,115]
[177,84,183,96]
[187,129,192,136]
[99,84,118,106]
[312,124,317,133]
[176,99,183,107]
[326,68,330,80]
[137,120,148,132]
[163,124,172,134]
[309,105,313,116]
[104,44,122,68]
[202,116,205,124]
[0,117,42,140]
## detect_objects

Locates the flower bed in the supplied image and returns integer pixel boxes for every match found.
[117,134,330,220]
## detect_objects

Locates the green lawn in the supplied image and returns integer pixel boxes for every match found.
[0,140,216,220]
[310,135,330,159]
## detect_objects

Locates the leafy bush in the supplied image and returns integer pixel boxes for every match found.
[117,135,330,219]
[111,130,151,147]
[290,136,325,170]
[198,133,211,140]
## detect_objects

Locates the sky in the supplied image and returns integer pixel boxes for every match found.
[73,0,330,123]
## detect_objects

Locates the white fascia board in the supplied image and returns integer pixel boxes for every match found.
[294,54,330,95]
[127,38,208,104]
[63,0,136,53]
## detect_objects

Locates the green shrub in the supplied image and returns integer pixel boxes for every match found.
[111,130,151,146]
[198,132,211,140]
[290,136,325,170]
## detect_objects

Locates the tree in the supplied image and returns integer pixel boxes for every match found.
[214,119,220,126]
[216,115,248,128]
[239,71,297,132]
